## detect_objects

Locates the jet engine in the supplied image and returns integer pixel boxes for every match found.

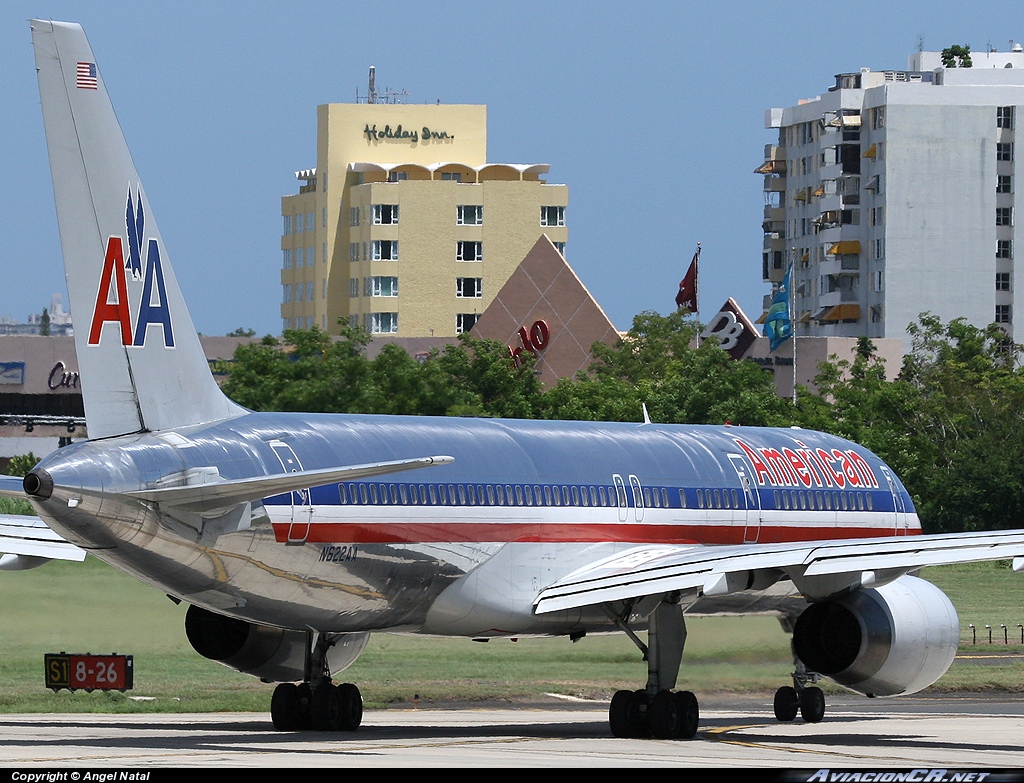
[792,575,959,697]
[184,605,368,682]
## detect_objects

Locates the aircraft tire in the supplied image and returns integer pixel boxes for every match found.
[294,682,313,730]
[800,686,826,723]
[649,690,680,739]
[773,686,799,722]
[270,682,299,731]
[675,690,699,739]
[311,683,342,731]
[609,690,633,737]
[337,682,363,731]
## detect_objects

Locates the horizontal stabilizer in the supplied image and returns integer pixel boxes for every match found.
[126,455,455,513]
[534,529,1024,614]
[0,514,87,562]
[0,476,26,499]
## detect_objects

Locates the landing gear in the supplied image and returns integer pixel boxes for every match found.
[774,634,826,724]
[606,600,700,740]
[271,632,363,732]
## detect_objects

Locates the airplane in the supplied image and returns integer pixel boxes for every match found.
[6,18,1024,740]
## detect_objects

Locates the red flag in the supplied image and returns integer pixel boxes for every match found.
[675,245,700,313]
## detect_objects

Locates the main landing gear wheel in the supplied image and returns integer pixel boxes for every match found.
[610,689,699,739]
[271,681,362,732]
[773,686,799,722]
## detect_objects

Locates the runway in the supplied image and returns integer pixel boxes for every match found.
[0,695,1022,767]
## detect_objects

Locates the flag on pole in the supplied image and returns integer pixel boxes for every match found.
[675,244,700,313]
[763,264,794,351]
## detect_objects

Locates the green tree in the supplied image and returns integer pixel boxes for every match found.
[940,45,973,68]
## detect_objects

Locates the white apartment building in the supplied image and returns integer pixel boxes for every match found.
[760,47,1024,348]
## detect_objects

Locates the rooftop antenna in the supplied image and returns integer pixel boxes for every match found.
[368,66,378,105]
[917,34,924,53]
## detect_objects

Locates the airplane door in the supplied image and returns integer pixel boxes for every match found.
[269,439,312,544]
[612,474,628,522]
[879,466,909,536]
[728,454,762,543]
[628,475,645,523]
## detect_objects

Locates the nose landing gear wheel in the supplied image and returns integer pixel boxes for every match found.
[773,685,799,722]
[799,686,826,723]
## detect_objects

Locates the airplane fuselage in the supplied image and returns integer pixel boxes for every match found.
[29,412,918,638]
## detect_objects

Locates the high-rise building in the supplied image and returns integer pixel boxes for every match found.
[759,47,1024,347]
[281,99,568,337]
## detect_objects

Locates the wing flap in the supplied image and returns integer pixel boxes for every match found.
[0,514,87,562]
[534,530,1024,614]
[125,454,454,513]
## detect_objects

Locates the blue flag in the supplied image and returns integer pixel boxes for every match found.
[763,265,793,352]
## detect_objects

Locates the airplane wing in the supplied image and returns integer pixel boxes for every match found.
[0,514,87,565]
[124,454,454,513]
[533,529,1024,613]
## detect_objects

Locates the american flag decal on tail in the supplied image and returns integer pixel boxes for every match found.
[76,62,97,89]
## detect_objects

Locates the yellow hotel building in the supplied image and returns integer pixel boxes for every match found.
[281,102,568,336]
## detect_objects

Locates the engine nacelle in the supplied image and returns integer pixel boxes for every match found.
[184,605,368,682]
[792,575,958,697]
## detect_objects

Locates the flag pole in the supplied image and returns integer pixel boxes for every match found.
[695,242,701,348]
[791,251,797,406]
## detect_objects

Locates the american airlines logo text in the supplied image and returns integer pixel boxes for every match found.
[735,438,879,489]
[88,188,174,348]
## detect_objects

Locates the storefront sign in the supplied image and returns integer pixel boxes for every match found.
[701,298,758,360]
[509,320,551,369]
[47,361,80,390]
[0,362,25,385]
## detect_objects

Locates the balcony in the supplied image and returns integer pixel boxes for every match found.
[763,175,786,193]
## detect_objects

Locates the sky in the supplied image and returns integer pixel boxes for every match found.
[3,1,1022,337]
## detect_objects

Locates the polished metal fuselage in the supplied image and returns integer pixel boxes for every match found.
[29,411,910,636]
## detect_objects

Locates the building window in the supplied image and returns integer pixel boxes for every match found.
[998,106,1015,129]
[457,241,483,262]
[371,240,399,260]
[349,243,360,263]
[283,215,293,235]
[441,172,462,182]
[997,207,1014,226]
[387,171,409,182]
[998,175,1013,194]
[457,205,483,225]
[998,143,1015,161]
[540,206,565,227]
[996,304,1012,323]
[283,249,292,269]
[306,282,313,302]
[997,272,1012,291]
[554,241,566,256]
[283,284,293,303]
[350,207,360,227]
[367,312,399,333]
[872,106,886,130]
[870,305,883,323]
[998,239,1014,259]
[372,204,399,224]
[323,208,327,228]
[323,243,327,264]
[456,277,483,298]
[456,313,481,334]
[367,276,399,297]
[349,278,359,298]
[873,270,884,292]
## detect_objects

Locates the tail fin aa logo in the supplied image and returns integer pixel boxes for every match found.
[88,187,174,348]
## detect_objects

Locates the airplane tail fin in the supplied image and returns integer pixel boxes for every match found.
[31,20,244,439]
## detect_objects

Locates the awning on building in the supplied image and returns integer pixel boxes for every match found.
[862,144,877,158]
[819,304,862,322]
[828,240,861,255]
[828,114,862,128]
[754,160,786,174]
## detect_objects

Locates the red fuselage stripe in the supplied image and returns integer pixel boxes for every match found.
[271,522,917,545]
